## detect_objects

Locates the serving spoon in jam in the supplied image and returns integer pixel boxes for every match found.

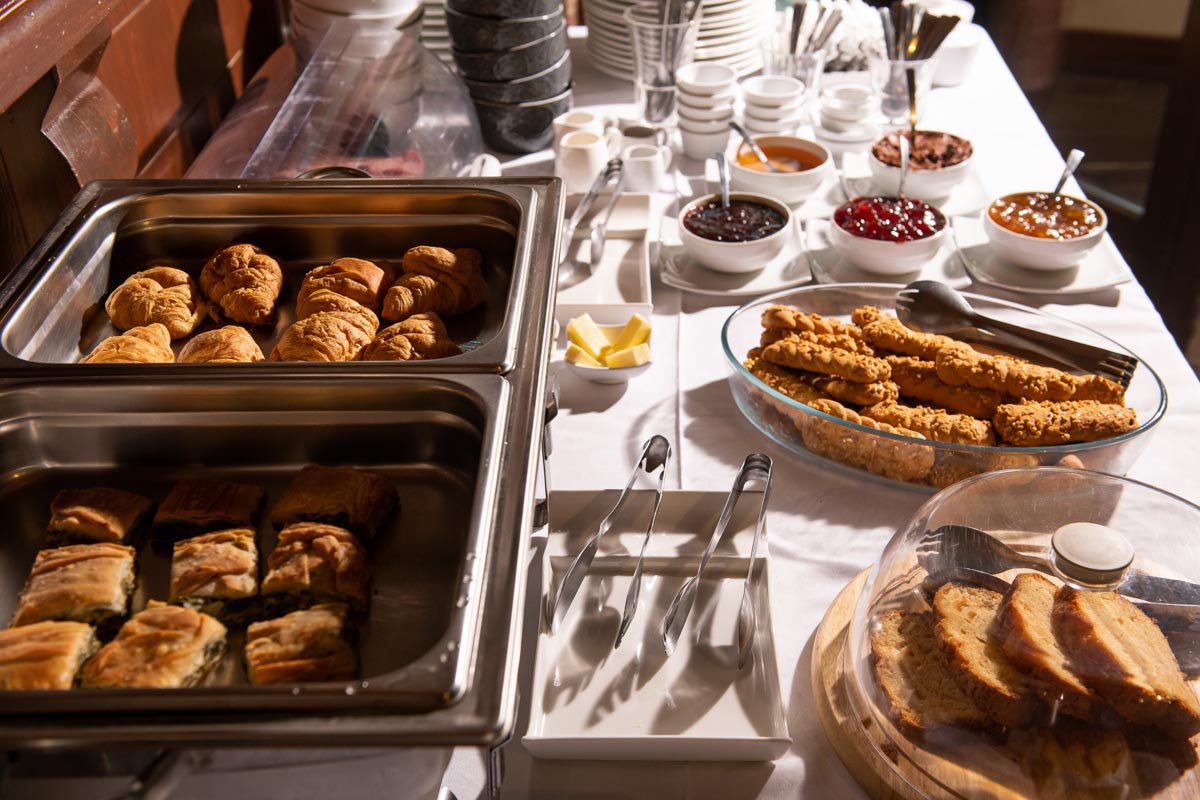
[1053,148,1086,195]
[729,121,780,173]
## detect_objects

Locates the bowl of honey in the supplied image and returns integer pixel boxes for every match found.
[983,191,1107,271]
[729,135,831,204]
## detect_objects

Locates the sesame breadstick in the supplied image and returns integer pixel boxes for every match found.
[863,401,995,446]
[993,401,1138,446]
[762,338,891,384]
[887,356,1003,419]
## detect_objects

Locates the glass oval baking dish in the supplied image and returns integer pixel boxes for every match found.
[720,284,1166,491]
[840,468,1200,799]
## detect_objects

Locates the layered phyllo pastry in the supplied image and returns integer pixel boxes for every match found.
[269,465,399,540]
[81,602,227,688]
[261,523,369,612]
[153,478,265,540]
[170,529,259,623]
[11,543,136,634]
[48,487,153,545]
[0,621,99,690]
[245,603,356,685]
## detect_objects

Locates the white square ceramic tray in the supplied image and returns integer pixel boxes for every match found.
[523,490,791,762]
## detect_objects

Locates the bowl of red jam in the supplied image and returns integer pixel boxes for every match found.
[679,192,793,273]
[829,195,947,274]
[983,191,1107,271]
[868,130,973,200]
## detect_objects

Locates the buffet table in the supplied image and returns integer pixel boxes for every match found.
[11,25,1200,800]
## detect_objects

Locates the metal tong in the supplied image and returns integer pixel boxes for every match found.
[662,453,773,669]
[559,158,623,269]
[547,435,672,634]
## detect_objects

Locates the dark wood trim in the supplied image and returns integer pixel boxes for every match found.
[1061,30,1180,81]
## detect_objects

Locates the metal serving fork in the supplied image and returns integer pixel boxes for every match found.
[662,453,773,667]
[896,280,1139,388]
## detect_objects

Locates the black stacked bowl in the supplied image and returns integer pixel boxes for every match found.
[449,1,573,153]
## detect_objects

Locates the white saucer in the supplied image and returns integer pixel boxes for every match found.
[951,215,1134,296]
[660,231,812,297]
[798,162,991,222]
[805,218,971,288]
[523,489,791,762]
[813,121,879,143]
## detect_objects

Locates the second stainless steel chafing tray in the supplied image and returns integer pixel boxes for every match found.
[0,178,562,374]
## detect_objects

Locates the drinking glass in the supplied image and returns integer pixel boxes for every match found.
[868,56,934,125]
[623,2,702,125]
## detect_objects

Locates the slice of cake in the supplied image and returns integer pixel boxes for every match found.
[870,610,991,736]
[994,573,1097,719]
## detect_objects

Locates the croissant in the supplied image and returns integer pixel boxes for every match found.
[296,258,389,312]
[269,308,378,362]
[295,287,371,320]
[361,313,462,361]
[199,244,283,325]
[381,246,487,322]
[82,324,175,364]
[178,326,265,363]
[105,267,206,339]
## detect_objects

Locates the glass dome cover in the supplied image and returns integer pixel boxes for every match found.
[845,468,1200,799]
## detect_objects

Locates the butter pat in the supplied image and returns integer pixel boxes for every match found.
[567,313,609,360]
[604,343,651,368]
[609,314,652,352]
[565,343,603,368]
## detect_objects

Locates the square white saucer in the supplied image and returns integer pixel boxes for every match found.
[523,490,791,762]
[659,225,812,297]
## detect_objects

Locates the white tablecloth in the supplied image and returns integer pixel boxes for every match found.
[16,27,1200,800]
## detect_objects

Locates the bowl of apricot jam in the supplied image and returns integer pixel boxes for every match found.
[983,191,1107,271]
[729,135,831,204]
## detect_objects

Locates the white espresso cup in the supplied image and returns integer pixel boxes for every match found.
[557,130,615,193]
[553,110,619,153]
[622,144,671,192]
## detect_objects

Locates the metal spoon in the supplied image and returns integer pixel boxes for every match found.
[1053,148,1086,195]
[905,66,918,142]
[897,132,911,198]
[716,152,731,208]
[729,121,779,173]
[615,435,672,649]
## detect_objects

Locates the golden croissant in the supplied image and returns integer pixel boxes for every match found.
[178,326,265,363]
[269,308,378,362]
[381,246,487,322]
[296,258,390,312]
[361,312,462,361]
[105,267,206,339]
[199,244,284,325]
[82,324,175,364]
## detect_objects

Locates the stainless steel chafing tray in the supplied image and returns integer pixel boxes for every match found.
[0,374,537,747]
[0,178,562,374]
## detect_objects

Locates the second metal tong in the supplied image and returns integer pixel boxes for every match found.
[547,435,672,634]
[662,453,773,669]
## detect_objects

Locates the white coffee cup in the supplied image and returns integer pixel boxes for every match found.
[557,130,615,193]
[553,110,619,153]
[622,144,671,192]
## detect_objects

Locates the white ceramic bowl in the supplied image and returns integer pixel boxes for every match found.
[981,199,1107,271]
[679,192,793,273]
[829,213,947,275]
[729,136,831,205]
[743,100,803,121]
[819,84,875,121]
[679,85,737,108]
[679,115,733,135]
[563,321,653,385]
[933,23,982,87]
[678,102,735,122]
[680,128,731,160]
[676,62,739,96]
[740,75,805,108]
[743,113,804,134]
[867,131,973,201]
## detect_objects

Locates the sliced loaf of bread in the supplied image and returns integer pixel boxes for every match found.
[994,572,1097,720]
[1054,586,1200,738]
[933,582,1041,728]
[870,610,991,736]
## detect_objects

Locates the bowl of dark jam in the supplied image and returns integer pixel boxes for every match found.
[829,195,948,274]
[679,192,793,273]
[983,191,1107,271]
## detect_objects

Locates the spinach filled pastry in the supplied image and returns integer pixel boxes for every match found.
[244,603,356,685]
[81,602,227,689]
[0,620,99,690]
[11,543,137,634]
[153,478,266,541]
[261,523,369,612]
[269,465,399,540]
[48,487,153,545]
[170,529,259,623]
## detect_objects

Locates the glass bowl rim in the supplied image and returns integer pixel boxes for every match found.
[720,282,1168,456]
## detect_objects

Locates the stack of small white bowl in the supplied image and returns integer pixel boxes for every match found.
[419,0,454,68]
[676,62,737,160]
[740,75,806,137]
[289,0,423,61]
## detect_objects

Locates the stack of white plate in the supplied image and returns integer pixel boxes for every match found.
[420,0,455,68]
[289,0,423,61]
[584,0,767,80]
